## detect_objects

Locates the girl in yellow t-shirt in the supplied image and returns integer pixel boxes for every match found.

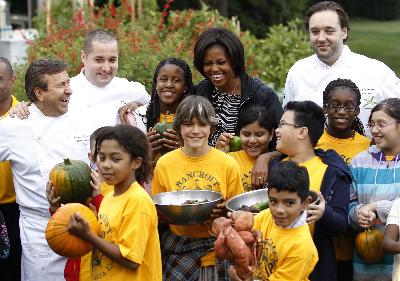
[68,125,162,281]
[216,104,278,191]
[152,96,244,280]
[316,78,370,281]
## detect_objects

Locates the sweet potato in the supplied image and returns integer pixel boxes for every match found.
[238,231,255,245]
[231,211,254,232]
[212,217,232,235]
[214,231,233,260]
[224,225,253,279]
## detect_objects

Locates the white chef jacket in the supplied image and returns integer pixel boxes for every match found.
[0,104,90,280]
[283,45,400,137]
[69,70,150,137]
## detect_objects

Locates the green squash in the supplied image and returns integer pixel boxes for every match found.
[229,136,242,152]
[49,159,92,204]
[154,122,174,155]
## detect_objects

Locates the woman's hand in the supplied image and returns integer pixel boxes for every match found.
[251,151,281,189]
[306,192,326,224]
[90,170,101,198]
[216,133,233,153]
[46,181,61,213]
[9,101,31,119]
[357,203,377,228]
[162,129,181,150]
[67,212,91,240]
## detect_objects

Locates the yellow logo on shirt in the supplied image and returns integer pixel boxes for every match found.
[175,170,221,191]
[255,239,278,279]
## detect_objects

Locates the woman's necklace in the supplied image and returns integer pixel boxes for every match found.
[230,78,240,94]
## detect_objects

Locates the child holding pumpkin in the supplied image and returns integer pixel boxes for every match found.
[348,98,400,281]
[68,125,162,281]
[151,96,244,280]
[129,58,193,159]
[216,103,277,191]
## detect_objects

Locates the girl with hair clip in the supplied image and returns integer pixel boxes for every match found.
[348,98,400,281]
[151,95,244,281]
[193,27,283,188]
[216,103,277,191]
[316,78,371,281]
[68,125,162,281]
[129,57,193,160]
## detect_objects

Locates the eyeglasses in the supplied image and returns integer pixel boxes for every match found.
[366,120,399,130]
[278,120,301,128]
[325,103,357,112]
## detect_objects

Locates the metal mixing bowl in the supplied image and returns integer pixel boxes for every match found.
[152,190,223,225]
[226,189,269,213]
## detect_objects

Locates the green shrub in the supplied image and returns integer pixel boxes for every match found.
[13,3,310,101]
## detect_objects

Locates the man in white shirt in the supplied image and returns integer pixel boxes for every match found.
[0,59,89,280]
[283,1,400,135]
[12,29,150,137]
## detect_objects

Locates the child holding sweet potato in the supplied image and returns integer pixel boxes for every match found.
[227,161,318,281]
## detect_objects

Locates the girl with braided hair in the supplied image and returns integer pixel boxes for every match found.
[129,58,193,161]
[316,78,371,281]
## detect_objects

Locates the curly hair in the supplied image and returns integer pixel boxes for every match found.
[146,58,193,131]
[323,78,365,135]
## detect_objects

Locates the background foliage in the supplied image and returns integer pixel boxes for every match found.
[13,1,311,101]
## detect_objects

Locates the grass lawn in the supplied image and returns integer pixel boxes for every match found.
[348,19,400,76]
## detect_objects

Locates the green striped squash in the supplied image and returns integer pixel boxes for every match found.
[49,159,92,204]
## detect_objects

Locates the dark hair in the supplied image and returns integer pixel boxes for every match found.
[90,126,113,151]
[25,59,68,102]
[267,161,310,202]
[94,125,151,184]
[236,104,278,150]
[173,96,218,139]
[323,78,365,135]
[369,98,400,123]
[0,57,13,77]
[304,1,349,43]
[285,101,325,147]
[83,29,117,54]
[193,27,245,78]
[146,58,193,130]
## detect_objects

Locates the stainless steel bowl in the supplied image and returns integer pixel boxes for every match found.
[226,189,269,213]
[152,190,223,225]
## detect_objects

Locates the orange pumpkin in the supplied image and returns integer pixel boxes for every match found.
[45,203,99,257]
[355,227,384,263]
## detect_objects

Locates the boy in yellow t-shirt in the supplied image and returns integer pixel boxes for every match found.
[152,96,244,280]
[229,161,318,281]
[273,101,351,281]
[0,57,21,280]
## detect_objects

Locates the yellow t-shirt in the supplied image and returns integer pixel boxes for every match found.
[0,95,18,204]
[228,150,255,191]
[91,181,162,281]
[316,130,370,165]
[316,130,370,261]
[100,181,113,197]
[151,147,244,266]
[291,156,327,236]
[253,209,318,281]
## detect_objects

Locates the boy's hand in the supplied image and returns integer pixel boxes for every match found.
[90,169,101,197]
[46,181,61,212]
[216,133,234,153]
[9,101,31,119]
[306,192,325,224]
[162,129,181,150]
[210,201,227,219]
[67,212,91,240]
[357,203,377,228]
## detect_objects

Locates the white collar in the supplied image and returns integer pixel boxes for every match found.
[284,210,308,229]
[314,45,351,68]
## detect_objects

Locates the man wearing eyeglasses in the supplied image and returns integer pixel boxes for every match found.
[283,1,400,136]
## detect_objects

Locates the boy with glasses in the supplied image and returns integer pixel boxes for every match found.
[272,100,352,281]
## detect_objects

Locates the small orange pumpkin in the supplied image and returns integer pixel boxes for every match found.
[355,227,384,263]
[45,203,99,257]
